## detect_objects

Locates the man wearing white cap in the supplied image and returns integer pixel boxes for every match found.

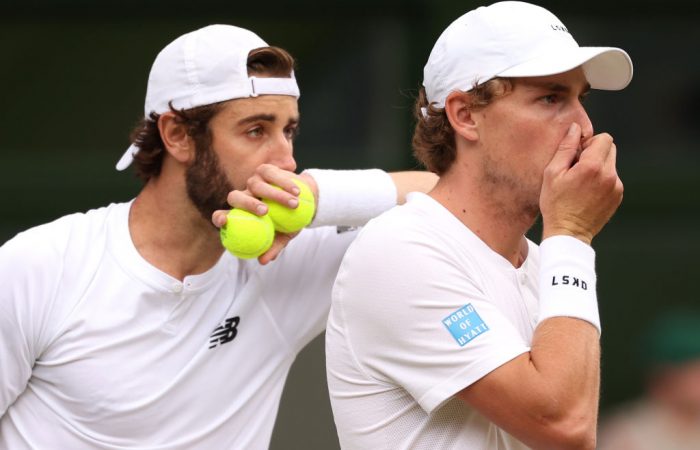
[0,25,436,448]
[326,2,633,449]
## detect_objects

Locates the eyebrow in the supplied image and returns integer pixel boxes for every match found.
[237,114,300,126]
[527,81,591,94]
[237,113,276,126]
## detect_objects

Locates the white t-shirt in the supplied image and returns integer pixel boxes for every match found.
[0,201,358,450]
[326,192,538,450]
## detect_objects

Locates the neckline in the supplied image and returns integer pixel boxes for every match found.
[106,201,239,293]
[407,192,532,271]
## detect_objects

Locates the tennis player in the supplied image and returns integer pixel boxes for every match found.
[326,2,633,449]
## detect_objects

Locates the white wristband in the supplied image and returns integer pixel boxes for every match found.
[538,235,601,335]
[303,169,397,227]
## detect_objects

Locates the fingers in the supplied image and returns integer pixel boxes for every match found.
[546,123,582,175]
[246,164,302,210]
[602,141,617,176]
[540,126,623,243]
[257,232,297,265]
[600,141,624,208]
[226,190,269,216]
[577,133,613,167]
[255,164,301,195]
[575,133,619,202]
[212,164,309,263]
[222,165,304,218]
[211,209,228,228]
[212,206,299,264]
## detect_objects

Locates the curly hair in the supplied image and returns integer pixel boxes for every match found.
[127,46,296,183]
[412,78,513,175]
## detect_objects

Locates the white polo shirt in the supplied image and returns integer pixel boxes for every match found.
[326,193,537,450]
[0,201,358,450]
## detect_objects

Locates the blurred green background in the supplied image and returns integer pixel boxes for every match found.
[2,1,699,448]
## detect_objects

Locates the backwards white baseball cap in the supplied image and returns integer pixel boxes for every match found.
[116,24,300,171]
[423,1,633,108]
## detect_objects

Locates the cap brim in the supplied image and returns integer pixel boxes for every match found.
[498,46,633,91]
[116,144,139,171]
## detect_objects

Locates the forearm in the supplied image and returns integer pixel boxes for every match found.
[460,236,601,449]
[463,321,600,450]
[388,171,438,204]
[519,235,601,448]
[525,318,600,449]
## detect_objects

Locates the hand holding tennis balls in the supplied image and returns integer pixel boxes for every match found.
[219,178,316,259]
[264,178,316,233]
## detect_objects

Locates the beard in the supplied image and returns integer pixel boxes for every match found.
[481,152,541,220]
[185,141,234,224]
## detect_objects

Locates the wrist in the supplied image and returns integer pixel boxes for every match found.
[542,225,593,246]
[302,168,397,227]
[538,236,600,335]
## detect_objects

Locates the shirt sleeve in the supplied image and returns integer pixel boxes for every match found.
[334,222,530,413]
[0,229,61,415]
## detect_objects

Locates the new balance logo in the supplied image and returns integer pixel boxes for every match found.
[209,316,240,349]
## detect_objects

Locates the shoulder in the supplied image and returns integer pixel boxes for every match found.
[0,203,123,333]
[344,192,473,270]
[337,199,468,305]
[0,203,128,362]
[2,204,117,261]
[0,203,125,288]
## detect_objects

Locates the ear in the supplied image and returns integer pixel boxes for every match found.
[157,112,194,165]
[444,92,479,142]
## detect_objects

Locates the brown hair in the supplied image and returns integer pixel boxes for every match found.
[412,78,513,175]
[128,46,296,183]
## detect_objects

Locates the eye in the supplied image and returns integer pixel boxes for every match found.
[540,94,559,105]
[246,126,263,138]
[284,125,299,141]
[579,92,590,104]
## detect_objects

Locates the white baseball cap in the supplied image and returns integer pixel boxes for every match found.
[423,1,633,108]
[116,24,300,171]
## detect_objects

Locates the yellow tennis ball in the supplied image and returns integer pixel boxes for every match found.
[220,209,275,259]
[263,178,316,234]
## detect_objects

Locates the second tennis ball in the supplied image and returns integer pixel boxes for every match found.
[264,178,316,233]
[220,209,275,259]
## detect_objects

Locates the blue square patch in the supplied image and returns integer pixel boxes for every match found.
[442,304,489,347]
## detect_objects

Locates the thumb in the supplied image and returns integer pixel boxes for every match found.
[547,123,582,173]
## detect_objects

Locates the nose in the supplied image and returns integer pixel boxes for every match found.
[270,132,297,172]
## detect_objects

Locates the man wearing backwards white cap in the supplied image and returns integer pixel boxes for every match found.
[0,24,436,449]
[326,2,633,449]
